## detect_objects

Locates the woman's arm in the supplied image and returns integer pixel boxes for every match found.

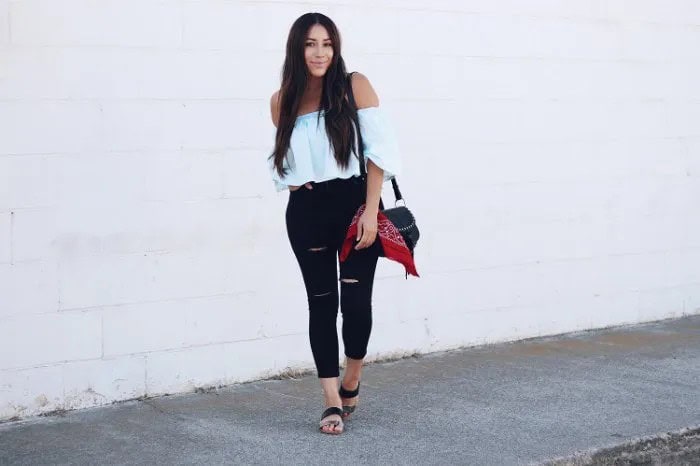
[269,90,280,128]
[364,159,383,215]
[351,73,383,250]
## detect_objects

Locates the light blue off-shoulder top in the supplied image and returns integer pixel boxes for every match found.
[269,106,401,192]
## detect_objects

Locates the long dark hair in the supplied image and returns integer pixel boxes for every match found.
[269,12,358,177]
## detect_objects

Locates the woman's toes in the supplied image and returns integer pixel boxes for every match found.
[320,416,343,433]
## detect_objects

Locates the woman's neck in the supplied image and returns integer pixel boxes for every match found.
[306,75,323,93]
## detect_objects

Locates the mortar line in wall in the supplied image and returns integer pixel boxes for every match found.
[407,288,700,325]
[60,360,67,402]
[2,356,105,373]
[7,94,699,105]
[0,37,692,62]
[0,43,684,65]
[141,194,263,204]
[1,135,697,159]
[9,211,13,265]
[606,246,700,258]
[425,246,700,277]
[100,314,104,359]
[0,145,271,157]
[3,308,697,372]
[179,0,184,50]
[626,280,700,294]
[58,289,257,313]
[0,97,268,103]
[243,1,700,29]
[104,330,308,360]
[407,136,700,146]
[0,205,55,214]
[0,96,692,105]
[31,272,700,316]
[456,55,674,64]
[6,1,11,44]
[679,138,693,177]
[144,355,148,395]
[0,151,79,158]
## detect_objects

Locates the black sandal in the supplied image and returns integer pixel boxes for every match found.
[319,406,344,434]
[338,381,360,418]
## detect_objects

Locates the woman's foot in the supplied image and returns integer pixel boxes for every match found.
[341,356,363,417]
[340,356,363,418]
[319,406,344,434]
[318,377,344,434]
[339,379,360,418]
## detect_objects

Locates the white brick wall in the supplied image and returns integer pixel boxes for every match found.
[0,312,102,369]
[9,0,182,47]
[0,1,8,47]
[1,0,699,420]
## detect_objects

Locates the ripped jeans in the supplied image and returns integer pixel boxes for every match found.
[285,176,382,378]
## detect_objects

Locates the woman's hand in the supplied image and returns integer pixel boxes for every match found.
[355,208,378,250]
[289,182,313,191]
[355,158,383,250]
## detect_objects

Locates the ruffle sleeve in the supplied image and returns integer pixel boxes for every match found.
[357,106,402,181]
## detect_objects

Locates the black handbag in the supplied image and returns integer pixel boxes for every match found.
[346,72,420,252]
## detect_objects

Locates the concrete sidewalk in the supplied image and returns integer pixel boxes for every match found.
[1,315,699,465]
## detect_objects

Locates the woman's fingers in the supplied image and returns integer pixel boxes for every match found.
[356,223,367,249]
[356,235,376,249]
[355,227,377,250]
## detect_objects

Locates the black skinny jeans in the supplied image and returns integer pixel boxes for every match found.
[285,176,382,378]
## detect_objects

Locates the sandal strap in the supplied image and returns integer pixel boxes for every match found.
[320,406,343,420]
[338,381,360,398]
[342,405,356,414]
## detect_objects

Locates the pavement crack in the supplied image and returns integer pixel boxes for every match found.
[142,400,189,421]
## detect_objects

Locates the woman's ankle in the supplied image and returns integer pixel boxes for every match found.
[319,376,341,405]
[343,356,364,381]
[324,394,342,407]
[341,377,360,390]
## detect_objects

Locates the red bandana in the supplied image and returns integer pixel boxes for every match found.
[339,204,419,277]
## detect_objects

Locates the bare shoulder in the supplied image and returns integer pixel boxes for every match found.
[270,90,280,128]
[350,72,380,109]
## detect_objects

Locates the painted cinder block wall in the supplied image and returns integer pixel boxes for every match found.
[1,0,699,420]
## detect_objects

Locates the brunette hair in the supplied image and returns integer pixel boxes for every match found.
[269,12,359,177]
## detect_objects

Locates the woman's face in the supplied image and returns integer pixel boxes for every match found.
[304,24,333,79]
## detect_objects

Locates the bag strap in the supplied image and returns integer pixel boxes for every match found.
[346,72,404,204]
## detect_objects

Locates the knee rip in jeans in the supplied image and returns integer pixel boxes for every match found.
[308,246,328,252]
[312,291,333,298]
[340,278,359,284]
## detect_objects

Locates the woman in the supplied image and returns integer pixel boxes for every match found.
[268,12,401,435]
